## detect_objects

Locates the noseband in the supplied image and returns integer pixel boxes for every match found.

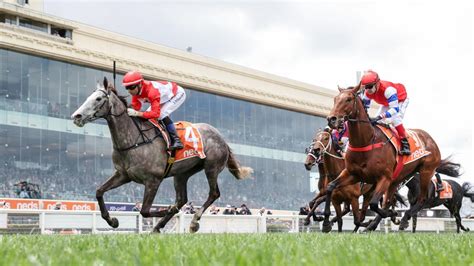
[94,89,127,118]
[306,131,344,166]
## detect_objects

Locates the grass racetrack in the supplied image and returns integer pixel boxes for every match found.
[0,233,473,266]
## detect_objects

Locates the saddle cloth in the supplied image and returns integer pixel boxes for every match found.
[377,126,432,165]
[149,120,206,162]
[431,179,453,199]
[377,125,431,179]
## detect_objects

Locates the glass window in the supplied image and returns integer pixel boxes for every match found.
[0,48,325,210]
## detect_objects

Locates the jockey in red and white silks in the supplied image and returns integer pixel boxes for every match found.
[360,70,411,155]
[122,71,186,151]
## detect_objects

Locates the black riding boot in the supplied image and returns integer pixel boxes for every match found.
[162,116,184,151]
[399,138,411,155]
[435,173,444,192]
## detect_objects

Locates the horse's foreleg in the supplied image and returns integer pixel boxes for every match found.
[333,202,343,232]
[350,198,361,233]
[96,171,131,228]
[322,170,357,233]
[305,194,326,225]
[360,194,371,223]
[189,169,222,233]
[368,176,392,219]
[331,202,350,224]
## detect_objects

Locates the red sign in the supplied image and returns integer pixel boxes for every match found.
[0,198,41,209]
[0,198,96,211]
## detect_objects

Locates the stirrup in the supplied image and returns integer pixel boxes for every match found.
[436,184,444,192]
[169,140,184,151]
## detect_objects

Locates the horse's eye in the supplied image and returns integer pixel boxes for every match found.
[96,97,102,101]
[346,97,352,102]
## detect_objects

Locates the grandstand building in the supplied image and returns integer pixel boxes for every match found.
[0,0,336,210]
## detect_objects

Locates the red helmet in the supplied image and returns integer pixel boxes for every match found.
[122,71,143,87]
[360,70,379,85]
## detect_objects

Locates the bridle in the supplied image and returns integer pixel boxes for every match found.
[93,88,127,119]
[93,88,161,152]
[344,91,371,124]
[305,131,344,166]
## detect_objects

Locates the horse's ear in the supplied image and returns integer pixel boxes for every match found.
[337,85,344,92]
[103,77,108,90]
[351,82,361,94]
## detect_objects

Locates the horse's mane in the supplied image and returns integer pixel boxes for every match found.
[108,85,128,107]
[102,77,128,108]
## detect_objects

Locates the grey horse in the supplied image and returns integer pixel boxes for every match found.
[71,78,253,233]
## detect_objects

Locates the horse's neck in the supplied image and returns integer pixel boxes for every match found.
[106,99,141,150]
[323,145,344,179]
[347,101,375,147]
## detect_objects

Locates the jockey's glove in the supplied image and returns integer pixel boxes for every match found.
[127,108,141,117]
[369,115,383,125]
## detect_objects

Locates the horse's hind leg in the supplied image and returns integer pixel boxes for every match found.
[189,169,222,233]
[154,174,191,233]
[412,214,417,233]
[96,171,131,228]
[449,202,470,233]
[400,168,434,230]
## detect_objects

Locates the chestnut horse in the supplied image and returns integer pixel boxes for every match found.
[304,128,373,232]
[323,84,443,232]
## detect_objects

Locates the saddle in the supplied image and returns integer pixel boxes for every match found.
[377,125,431,179]
[148,119,206,162]
[432,179,453,199]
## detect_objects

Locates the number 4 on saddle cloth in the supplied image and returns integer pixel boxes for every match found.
[377,125,431,179]
[148,120,206,162]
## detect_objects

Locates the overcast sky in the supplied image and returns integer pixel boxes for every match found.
[44,0,473,183]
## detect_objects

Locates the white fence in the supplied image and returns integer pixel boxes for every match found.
[1,209,473,234]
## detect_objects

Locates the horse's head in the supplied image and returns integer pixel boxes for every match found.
[327,84,361,129]
[304,127,332,170]
[71,77,121,127]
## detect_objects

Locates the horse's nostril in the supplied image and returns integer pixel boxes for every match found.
[74,114,82,119]
[327,116,337,125]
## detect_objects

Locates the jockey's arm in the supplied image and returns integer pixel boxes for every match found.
[131,95,142,111]
[141,90,161,119]
[381,87,400,119]
[360,93,371,110]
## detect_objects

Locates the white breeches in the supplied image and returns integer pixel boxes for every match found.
[146,86,186,120]
[377,98,409,127]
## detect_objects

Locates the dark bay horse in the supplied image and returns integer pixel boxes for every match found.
[304,128,373,232]
[71,78,253,233]
[405,170,471,233]
[323,84,444,232]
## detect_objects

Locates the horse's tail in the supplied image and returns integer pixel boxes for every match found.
[462,182,474,200]
[226,146,253,180]
[435,156,462,177]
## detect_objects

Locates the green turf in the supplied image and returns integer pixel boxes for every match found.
[0,233,472,266]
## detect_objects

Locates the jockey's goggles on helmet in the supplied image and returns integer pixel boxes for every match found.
[126,84,139,90]
[364,83,376,90]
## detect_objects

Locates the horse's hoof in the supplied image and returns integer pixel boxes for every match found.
[303,219,310,226]
[152,227,161,234]
[109,217,119,228]
[399,220,409,231]
[322,222,332,233]
[189,222,200,233]
[313,216,324,222]
[366,221,378,231]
